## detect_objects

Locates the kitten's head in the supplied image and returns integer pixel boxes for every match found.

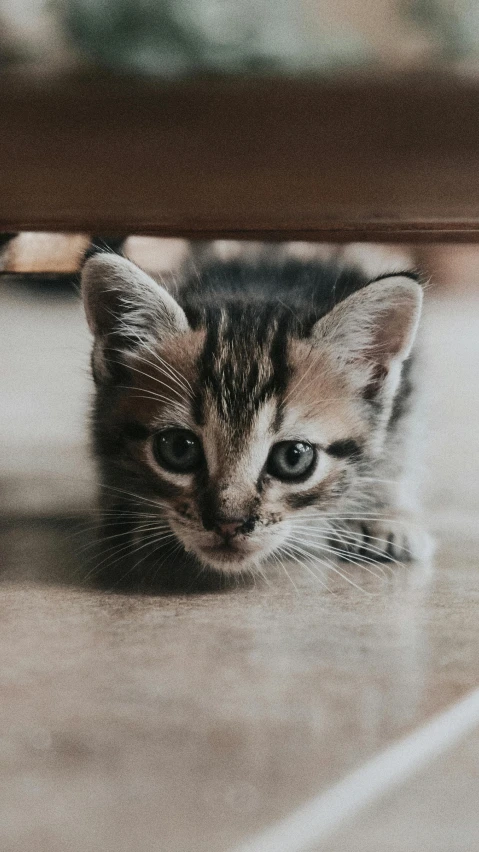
[82,253,422,576]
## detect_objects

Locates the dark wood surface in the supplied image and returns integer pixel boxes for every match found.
[2,73,479,241]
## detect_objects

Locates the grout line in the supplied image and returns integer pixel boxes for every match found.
[230,686,479,852]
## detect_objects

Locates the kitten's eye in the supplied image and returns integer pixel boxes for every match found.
[153,429,203,474]
[267,441,316,481]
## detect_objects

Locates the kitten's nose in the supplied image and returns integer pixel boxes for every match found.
[215,518,249,538]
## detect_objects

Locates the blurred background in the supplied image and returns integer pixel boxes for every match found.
[4,0,479,77]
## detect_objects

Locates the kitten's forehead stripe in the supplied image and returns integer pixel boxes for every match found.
[195,302,293,438]
[184,258,374,437]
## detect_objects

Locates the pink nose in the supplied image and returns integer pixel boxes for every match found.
[215,520,244,538]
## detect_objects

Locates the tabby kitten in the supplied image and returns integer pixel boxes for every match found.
[82,246,430,587]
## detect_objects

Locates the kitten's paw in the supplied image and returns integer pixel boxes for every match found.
[332,517,434,566]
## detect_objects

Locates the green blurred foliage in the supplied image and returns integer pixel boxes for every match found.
[57,0,369,76]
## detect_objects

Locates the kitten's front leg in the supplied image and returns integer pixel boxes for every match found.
[330,511,433,566]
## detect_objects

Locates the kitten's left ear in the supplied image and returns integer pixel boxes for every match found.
[311,276,422,396]
[82,253,189,381]
[82,253,188,343]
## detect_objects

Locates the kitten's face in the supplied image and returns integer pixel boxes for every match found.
[115,334,366,573]
[83,253,421,578]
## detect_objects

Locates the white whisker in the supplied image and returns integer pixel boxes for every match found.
[108,356,187,403]
[286,534,392,580]
[278,544,332,591]
[83,527,178,582]
[270,550,300,593]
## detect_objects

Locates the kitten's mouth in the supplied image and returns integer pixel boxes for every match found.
[169,515,286,572]
[194,531,275,571]
[200,538,258,563]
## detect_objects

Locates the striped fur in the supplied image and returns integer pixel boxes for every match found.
[82,246,431,589]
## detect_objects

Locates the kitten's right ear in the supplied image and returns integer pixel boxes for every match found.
[82,253,189,380]
[310,275,422,399]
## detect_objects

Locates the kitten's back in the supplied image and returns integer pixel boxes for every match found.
[179,243,417,334]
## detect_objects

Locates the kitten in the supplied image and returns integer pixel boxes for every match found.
[81,245,431,588]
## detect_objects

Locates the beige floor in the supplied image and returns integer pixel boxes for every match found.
[0,284,478,851]
[326,723,479,852]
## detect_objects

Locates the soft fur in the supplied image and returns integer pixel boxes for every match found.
[82,245,431,589]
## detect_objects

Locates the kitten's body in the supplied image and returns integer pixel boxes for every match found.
[82,245,431,589]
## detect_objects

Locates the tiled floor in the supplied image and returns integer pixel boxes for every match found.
[0,286,478,851]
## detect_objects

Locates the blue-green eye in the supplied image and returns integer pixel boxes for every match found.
[153,429,203,474]
[267,441,316,481]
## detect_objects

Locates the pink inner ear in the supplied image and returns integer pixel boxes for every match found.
[367,305,414,365]
[361,307,411,399]
[84,281,125,337]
